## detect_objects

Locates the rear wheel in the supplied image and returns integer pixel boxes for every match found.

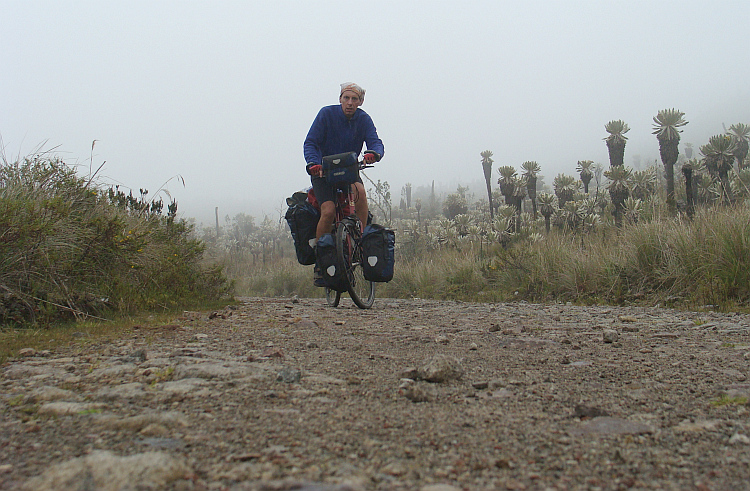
[336,218,375,309]
[325,287,340,307]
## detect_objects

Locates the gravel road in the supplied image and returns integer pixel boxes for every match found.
[2,296,750,490]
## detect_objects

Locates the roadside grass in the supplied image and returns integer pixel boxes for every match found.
[237,202,750,311]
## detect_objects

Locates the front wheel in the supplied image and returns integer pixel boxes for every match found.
[336,219,375,309]
[325,287,340,307]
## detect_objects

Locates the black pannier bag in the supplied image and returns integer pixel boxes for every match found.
[322,152,358,188]
[361,224,395,282]
[316,233,348,292]
[284,191,320,265]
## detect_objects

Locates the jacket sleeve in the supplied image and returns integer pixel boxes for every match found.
[303,109,325,165]
[363,113,384,158]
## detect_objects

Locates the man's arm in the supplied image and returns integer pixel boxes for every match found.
[362,113,384,158]
[303,109,326,166]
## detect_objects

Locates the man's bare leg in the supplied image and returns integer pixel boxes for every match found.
[353,182,368,231]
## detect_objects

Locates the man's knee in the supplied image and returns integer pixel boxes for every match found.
[320,201,336,220]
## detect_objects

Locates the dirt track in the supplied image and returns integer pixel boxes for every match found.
[2,296,750,490]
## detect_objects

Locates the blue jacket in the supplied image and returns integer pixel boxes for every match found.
[304,105,384,166]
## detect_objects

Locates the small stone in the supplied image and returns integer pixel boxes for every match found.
[435,335,449,345]
[569,417,654,436]
[38,402,107,416]
[131,349,147,363]
[603,330,619,343]
[400,367,420,380]
[262,347,284,359]
[418,354,464,383]
[194,333,208,340]
[729,433,750,445]
[140,423,169,437]
[651,332,679,339]
[277,367,302,383]
[472,381,489,390]
[18,348,37,357]
[381,461,407,476]
[401,383,432,403]
[618,315,637,323]
[489,324,501,332]
[673,420,722,433]
[334,320,345,325]
[574,404,610,419]
[23,450,190,490]
[469,342,478,350]
[421,484,463,491]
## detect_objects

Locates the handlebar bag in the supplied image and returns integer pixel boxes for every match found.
[361,224,395,282]
[316,233,348,292]
[284,198,320,265]
[322,152,358,188]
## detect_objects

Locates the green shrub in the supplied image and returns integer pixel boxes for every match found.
[0,154,231,325]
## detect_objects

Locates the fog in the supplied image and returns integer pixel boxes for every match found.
[3,0,749,226]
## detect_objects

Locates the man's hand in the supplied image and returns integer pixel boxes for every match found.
[363,151,380,164]
[306,164,322,177]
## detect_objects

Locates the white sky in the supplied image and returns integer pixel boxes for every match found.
[3,0,750,225]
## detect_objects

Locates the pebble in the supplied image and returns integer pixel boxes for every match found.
[569,417,654,436]
[418,354,464,383]
[603,329,619,343]
[277,367,302,383]
[728,433,750,445]
[21,450,190,490]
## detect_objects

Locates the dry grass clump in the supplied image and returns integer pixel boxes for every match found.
[487,204,750,308]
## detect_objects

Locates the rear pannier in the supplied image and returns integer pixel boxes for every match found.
[360,224,395,282]
[284,191,320,265]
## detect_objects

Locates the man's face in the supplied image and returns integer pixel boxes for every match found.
[339,90,362,118]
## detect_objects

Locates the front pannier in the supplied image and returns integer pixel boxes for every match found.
[360,224,395,282]
[316,233,348,292]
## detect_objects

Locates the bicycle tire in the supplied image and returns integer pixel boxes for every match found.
[325,287,341,307]
[336,218,375,309]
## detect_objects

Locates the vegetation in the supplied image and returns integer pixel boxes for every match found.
[7,110,750,335]
[653,109,688,213]
[604,119,630,167]
[0,150,231,327]
[217,113,750,313]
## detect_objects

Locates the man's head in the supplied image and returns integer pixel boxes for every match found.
[339,82,365,118]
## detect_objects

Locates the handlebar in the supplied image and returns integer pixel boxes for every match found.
[309,159,374,178]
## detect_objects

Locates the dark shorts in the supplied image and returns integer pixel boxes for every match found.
[311,174,362,205]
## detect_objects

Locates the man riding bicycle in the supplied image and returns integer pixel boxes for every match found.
[304,82,384,286]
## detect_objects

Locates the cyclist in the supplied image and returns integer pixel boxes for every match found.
[304,82,384,286]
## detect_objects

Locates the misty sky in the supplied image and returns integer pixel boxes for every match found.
[3,0,750,225]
